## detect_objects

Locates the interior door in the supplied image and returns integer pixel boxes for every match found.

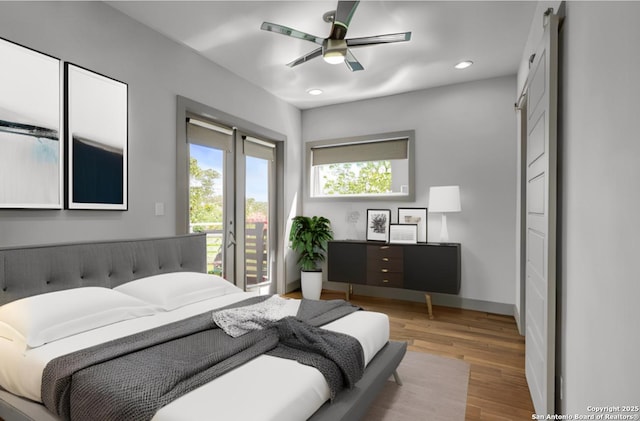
[525,9,559,415]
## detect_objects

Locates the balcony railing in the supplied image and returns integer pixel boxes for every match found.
[190,221,268,286]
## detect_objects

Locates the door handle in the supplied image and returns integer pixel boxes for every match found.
[227,231,236,248]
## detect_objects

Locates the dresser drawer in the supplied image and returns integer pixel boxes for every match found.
[366,272,403,288]
[367,245,403,273]
[366,257,403,272]
[367,245,403,260]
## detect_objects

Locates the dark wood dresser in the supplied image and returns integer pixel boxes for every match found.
[327,240,461,318]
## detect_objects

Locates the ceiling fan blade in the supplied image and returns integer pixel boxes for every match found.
[261,22,324,45]
[346,32,412,47]
[286,47,323,68]
[330,1,359,40]
[344,49,364,72]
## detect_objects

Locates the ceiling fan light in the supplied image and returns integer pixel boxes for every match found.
[454,60,474,70]
[322,38,347,64]
[323,51,346,64]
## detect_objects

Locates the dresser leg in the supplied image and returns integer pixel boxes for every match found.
[346,283,353,301]
[425,293,434,319]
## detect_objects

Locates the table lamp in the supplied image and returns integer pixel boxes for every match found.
[428,185,461,242]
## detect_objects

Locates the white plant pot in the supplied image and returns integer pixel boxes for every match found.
[301,271,323,300]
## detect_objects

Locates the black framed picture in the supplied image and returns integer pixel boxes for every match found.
[389,223,418,244]
[0,37,62,209]
[65,63,128,210]
[366,209,391,242]
[398,207,428,243]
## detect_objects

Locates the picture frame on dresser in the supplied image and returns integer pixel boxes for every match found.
[398,207,428,242]
[366,209,391,242]
[65,62,128,210]
[389,223,418,244]
[0,37,63,209]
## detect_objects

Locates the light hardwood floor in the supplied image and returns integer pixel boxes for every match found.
[286,290,535,420]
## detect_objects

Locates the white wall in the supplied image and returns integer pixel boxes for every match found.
[0,2,302,285]
[557,1,640,412]
[302,76,517,309]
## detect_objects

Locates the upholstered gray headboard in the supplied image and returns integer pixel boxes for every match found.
[0,233,207,306]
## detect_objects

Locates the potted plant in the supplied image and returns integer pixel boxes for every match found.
[289,215,333,300]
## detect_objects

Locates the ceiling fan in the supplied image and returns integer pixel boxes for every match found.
[260,1,411,72]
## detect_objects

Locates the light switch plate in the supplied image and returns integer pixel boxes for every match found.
[155,202,165,216]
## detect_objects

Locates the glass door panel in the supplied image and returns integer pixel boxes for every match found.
[245,155,269,287]
[189,143,225,275]
[242,136,275,294]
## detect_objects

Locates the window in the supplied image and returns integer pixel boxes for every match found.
[306,131,414,201]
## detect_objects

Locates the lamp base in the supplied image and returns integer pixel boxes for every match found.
[439,213,450,243]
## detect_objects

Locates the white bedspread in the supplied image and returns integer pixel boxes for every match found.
[0,292,389,421]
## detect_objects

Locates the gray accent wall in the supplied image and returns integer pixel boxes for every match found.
[0,2,302,287]
[302,76,518,309]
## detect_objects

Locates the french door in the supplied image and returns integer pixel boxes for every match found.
[186,117,276,292]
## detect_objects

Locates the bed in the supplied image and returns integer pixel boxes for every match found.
[0,233,406,421]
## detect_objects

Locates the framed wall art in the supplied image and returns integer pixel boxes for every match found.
[366,209,391,242]
[389,223,418,244]
[65,63,128,210]
[398,207,428,242]
[0,37,62,208]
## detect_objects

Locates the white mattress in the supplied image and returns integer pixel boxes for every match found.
[0,292,389,421]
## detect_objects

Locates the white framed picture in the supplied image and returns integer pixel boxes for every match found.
[398,207,428,242]
[389,224,418,244]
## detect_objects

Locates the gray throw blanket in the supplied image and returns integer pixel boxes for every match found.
[41,296,363,421]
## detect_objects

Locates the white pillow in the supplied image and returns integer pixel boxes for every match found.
[114,271,241,311]
[0,287,158,350]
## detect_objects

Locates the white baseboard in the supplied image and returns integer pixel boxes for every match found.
[514,305,524,336]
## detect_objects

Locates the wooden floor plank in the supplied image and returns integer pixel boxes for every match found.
[285,290,535,420]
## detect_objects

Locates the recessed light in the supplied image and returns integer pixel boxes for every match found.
[307,88,323,96]
[454,60,474,70]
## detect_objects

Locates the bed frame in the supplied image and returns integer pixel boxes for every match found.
[0,234,406,421]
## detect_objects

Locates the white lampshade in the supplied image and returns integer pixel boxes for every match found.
[428,186,461,213]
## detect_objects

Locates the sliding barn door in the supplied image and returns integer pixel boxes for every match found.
[525,9,559,415]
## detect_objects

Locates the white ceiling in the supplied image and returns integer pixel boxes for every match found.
[108,1,537,110]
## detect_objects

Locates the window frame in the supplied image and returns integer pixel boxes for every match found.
[305,130,415,202]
